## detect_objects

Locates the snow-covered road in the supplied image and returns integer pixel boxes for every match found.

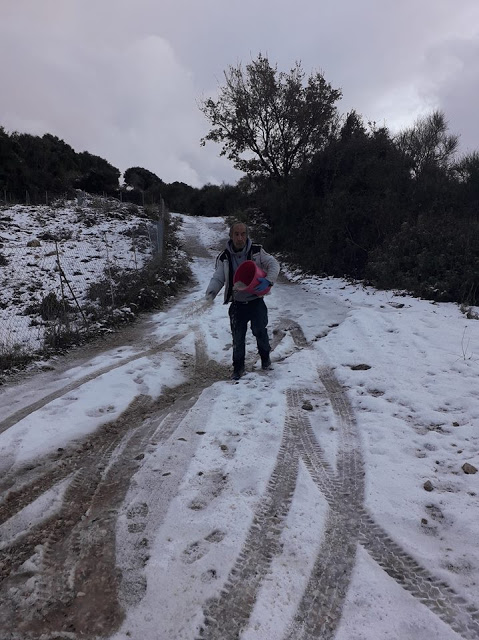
[1,214,478,640]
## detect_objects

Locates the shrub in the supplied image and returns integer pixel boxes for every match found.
[85,215,191,320]
[86,252,191,318]
[43,322,82,350]
[0,343,31,372]
[38,228,73,241]
[35,292,73,320]
[366,217,479,305]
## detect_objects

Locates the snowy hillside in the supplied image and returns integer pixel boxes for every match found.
[0,196,158,356]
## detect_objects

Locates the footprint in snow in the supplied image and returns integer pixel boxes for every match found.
[182,529,226,564]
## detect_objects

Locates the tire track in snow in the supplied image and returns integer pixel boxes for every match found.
[0,325,231,638]
[198,316,478,640]
[0,327,209,526]
[284,369,363,640]
[358,511,479,640]
[0,396,152,636]
[0,393,152,526]
[0,333,185,436]
[291,364,479,640]
[198,391,300,640]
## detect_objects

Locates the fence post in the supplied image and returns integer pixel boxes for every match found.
[133,242,138,271]
[56,247,88,327]
[103,233,115,308]
[156,198,165,261]
[55,241,67,321]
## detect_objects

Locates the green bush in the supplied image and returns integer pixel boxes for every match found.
[366,217,479,305]
[85,217,192,319]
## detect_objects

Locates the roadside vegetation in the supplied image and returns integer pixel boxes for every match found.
[0,200,191,376]
[197,55,479,308]
[1,52,478,313]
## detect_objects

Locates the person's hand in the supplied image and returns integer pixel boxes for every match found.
[205,291,215,303]
[254,277,271,293]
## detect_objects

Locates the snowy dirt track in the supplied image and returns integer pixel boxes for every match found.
[0,215,478,640]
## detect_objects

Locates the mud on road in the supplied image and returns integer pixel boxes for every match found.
[0,321,230,638]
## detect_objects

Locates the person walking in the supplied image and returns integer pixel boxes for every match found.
[205,221,280,380]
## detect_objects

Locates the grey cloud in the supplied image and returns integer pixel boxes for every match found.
[1,0,478,185]
[423,37,479,154]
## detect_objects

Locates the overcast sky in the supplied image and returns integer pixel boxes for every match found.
[2,0,479,187]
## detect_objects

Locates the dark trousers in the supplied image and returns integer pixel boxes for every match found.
[228,298,270,371]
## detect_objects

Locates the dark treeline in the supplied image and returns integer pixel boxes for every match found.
[0,126,239,212]
[195,54,479,308]
[165,110,479,307]
[0,126,242,214]
[0,127,121,202]
[257,111,479,307]
[1,105,479,306]
[184,111,479,308]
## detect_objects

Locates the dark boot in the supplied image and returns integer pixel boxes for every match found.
[261,355,271,370]
[231,367,245,380]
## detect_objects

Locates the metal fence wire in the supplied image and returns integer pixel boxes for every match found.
[0,222,161,357]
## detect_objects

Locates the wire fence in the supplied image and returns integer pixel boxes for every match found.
[0,217,165,361]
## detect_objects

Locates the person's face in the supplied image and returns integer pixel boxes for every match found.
[230,224,247,251]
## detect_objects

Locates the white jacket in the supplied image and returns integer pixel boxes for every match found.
[206,239,280,304]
